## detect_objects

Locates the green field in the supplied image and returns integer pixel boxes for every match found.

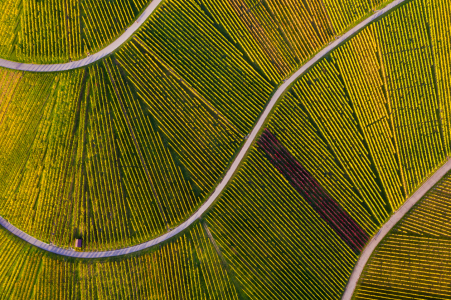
[0,0,391,251]
[1,0,450,299]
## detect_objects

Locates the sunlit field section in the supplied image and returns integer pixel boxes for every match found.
[0,0,152,63]
[0,222,239,299]
[353,171,451,299]
[0,62,217,251]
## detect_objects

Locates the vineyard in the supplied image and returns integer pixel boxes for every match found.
[0,0,390,65]
[353,171,451,299]
[0,0,390,251]
[0,222,239,299]
[1,0,451,299]
[0,0,151,63]
[0,57,247,251]
[202,0,451,299]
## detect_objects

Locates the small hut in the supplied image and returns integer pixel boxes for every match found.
[75,238,82,249]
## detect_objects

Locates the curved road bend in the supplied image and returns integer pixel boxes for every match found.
[0,0,406,258]
[0,0,164,72]
[342,158,451,300]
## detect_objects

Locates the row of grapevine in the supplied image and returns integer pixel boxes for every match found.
[0,0,21,58]
[82,0,135,53]
[0,0,151,63]
[428,0,451,156]
[21,0,82,62]
[354,172,451,299]
[0,222,239,299]
[375,0,446,195]
[321,0,371,34]
[116,41,245,192]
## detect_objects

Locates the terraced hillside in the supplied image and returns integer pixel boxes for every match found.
[353,171,451,299]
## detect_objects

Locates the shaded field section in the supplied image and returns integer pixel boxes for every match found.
[258,129,369,253]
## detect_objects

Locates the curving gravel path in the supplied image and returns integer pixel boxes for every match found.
[342,158,451,299]
[0,0,164,72]
[0,0,406,259]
